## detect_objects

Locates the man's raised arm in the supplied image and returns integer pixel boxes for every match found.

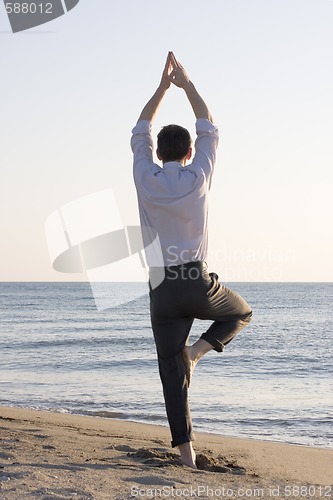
[137,52,173,123]
[169,52,213,123]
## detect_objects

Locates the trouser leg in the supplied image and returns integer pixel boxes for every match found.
[201,314,252,352]
[149,263,253,447]
[150,287,195,448]
[157,349,195,447]
[199,279,253,352]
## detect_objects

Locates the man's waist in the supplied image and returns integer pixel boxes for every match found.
[161,245,206,266]
[149,260,208,278]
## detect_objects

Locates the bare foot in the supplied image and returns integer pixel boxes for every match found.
[178,442,197,469]
[183,339,213,387]
[182,346,197,387]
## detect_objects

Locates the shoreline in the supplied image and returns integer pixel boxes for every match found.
[3,403,332,452]
[0,405,332,499]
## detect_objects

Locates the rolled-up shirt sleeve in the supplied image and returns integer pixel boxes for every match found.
[131,120,163,197]
[131,120,154,166]
[191,118,219,188]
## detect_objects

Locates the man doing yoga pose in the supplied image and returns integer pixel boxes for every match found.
[131,52,252,468]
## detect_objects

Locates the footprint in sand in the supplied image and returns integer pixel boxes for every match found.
[33,434,50,439]
[0,451,14,461]
[128,475,177,487]
[196,453,246,474]
[129,448,181,467]
[114,444,136,453]
[129,447,246,474]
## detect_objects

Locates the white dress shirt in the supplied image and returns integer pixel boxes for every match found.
[131,118,219,267]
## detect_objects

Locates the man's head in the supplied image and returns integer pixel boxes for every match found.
[157,124,192,165]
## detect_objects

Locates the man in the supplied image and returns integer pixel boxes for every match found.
[131,52,252,468]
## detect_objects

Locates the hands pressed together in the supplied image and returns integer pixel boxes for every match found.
[137,51,211,123]
[160,51,191,91]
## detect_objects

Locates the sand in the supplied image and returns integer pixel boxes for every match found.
[0,406,332,499]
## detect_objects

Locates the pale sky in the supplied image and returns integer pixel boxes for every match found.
[1,0,332,282]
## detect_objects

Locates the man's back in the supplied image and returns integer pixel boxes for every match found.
[131,118,219,266]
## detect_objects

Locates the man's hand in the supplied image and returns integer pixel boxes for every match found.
[136,51,213,124]
[169,51,213,122]
[159,51,174,91]
[169,52,190,89]
[136,52,174,123]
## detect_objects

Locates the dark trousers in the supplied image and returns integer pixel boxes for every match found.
[149,261,252,447]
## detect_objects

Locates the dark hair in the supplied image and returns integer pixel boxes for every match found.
[157,124,192,163]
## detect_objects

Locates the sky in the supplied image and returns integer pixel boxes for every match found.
[0,0,332,282]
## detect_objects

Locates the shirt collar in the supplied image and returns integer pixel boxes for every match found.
[163,161,185,169]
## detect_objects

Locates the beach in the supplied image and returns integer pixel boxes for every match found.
[0,406,332,499]
[1,282,332,451]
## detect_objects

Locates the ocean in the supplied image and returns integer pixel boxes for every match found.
[0,282,332,449]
